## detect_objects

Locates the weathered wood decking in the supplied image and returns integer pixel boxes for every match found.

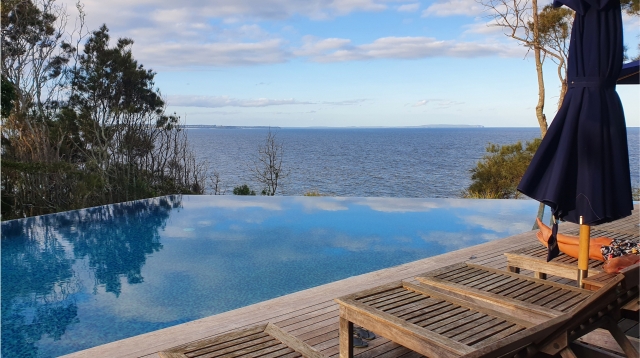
[63,207,639,358]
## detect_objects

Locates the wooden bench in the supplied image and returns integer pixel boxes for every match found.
[157,323,323,358]
[335,263,640,358]
[504,245,604,281]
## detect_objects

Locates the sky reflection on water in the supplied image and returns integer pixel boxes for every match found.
[1,195,547,357]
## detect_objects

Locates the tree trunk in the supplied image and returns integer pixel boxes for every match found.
[532,0,549,229]
[532,0,548,139]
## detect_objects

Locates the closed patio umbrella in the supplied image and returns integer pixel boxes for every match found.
[517,0,634,286]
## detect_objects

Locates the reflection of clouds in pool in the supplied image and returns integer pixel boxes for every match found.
[462,215,531,235]
[162,226,197,239]
[351,197,441,213]
[181,196,283,211]
[330,233,379,252]
[419,231,482,250]
[293,197,348,212]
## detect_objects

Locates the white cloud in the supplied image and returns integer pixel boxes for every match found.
[422,0,485,17]
[462,22,506,36]
[168,95,314,108]
[136,40,289,67]
[74,1,522,69]
[413,98,465,108]
[322,99,368,105]
[398,3,420,12]
[300,36,520,62]
[82,0,392,33]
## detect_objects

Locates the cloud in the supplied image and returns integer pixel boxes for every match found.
[462,22,506,36]
[82,0,392,33]
[413,99,464,108]
[300,36,521,62]
[136,40,290,67]
[398,3,420,12]
[422,0,485,17]
[168,95,314,108]
[74,1,521,69]
[322,99,368,105]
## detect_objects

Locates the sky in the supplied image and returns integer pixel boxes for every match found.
[75,0,640,127]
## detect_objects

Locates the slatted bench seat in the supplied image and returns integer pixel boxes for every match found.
[415,263,593,319]
[504,244,604,281]
[157,323,322,358]
[335,281,540,358]
[336,263,639,358]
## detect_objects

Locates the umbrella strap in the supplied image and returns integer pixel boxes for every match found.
[569,76,616,88]
[547,214,561,262]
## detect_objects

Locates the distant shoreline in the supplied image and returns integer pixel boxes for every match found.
[181,124,485,129]
[181,125,640,130]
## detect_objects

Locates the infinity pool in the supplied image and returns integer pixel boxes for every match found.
[1,196,547,357]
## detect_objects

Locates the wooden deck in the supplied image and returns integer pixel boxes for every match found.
[62,207,639,358]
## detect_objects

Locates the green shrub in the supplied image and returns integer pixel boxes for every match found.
[465,138,541,199]
[303,190,324,197]
[233,184,256,195]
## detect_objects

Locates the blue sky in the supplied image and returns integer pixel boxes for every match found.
[79,0,639,127]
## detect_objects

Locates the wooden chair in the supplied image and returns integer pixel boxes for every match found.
[335,263,639,358]
[157,323,323,358]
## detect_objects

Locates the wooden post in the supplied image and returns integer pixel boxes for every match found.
[339,316,354,358]
[578,216,590,288]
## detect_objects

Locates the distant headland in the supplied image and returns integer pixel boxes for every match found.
[182,124,484,129]
[181,125,279,129]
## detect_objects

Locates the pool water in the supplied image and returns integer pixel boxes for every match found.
[1,195,548,357]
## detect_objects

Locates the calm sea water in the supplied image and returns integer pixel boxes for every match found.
[188,127,640,197]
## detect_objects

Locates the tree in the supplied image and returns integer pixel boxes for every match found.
[478,0,575,137]
[1,2,206,220]
[250,129,287,196]
[621,0,639,15]
[233,184,255,195]
[464,139,541,199]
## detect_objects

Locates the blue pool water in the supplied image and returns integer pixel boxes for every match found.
[1,195,549,357]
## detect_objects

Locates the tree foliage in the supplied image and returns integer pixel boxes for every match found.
[1,1,205,220]
[464,139,541,199]
[621,0,639,16]
[233,184,256,195]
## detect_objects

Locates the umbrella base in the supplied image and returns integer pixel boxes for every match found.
[578,269,589,288]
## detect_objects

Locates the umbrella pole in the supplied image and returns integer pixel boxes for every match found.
[578,216,591,288]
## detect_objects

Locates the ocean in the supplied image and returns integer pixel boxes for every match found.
[187,127,640,198]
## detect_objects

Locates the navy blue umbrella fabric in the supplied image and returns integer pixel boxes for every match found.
[518,0,633,259]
